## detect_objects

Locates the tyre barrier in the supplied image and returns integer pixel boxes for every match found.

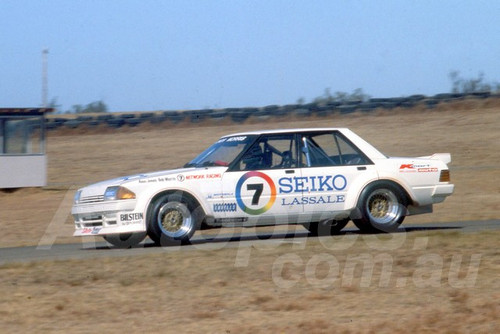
[139,112,155,119]
[97,114,114,121]
[254,109,271,117]
[425,99,439,108]
[87,120,100,127]
[76,115,94,122]
[338,105,357,114]
[263,105,283,116]
[293,108,312,117]
[407,94,427,101]
[210,111,229,120]
[125,118,143,127]
[315,107,333,117]
[470,91,491,98]
[118,114,136,120]
[65,120,82,129]
[106,118,125,128]
[189,109,213,123]
[44,92,499,131]
[230,111,250,123]
[149,114,168,124]
[163,111,185,123]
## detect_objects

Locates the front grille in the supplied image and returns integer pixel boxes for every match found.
[75,214,117,228]
[82,215,102,222]
[79,195,104,204]
[79,215,103,227]
[80,222,102,227]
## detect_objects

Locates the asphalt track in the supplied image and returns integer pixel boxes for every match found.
[1,220,499,265]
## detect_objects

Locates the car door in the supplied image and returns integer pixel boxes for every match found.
[299,131,378,221]
[221,133,303,225]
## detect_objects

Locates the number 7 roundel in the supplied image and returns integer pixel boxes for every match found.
[235,171,277,215]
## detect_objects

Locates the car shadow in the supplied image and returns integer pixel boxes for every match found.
[91,224,462,250]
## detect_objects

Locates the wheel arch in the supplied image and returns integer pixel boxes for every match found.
[350,178,411,232]
[353,178,414,209]
[145,188,208,223]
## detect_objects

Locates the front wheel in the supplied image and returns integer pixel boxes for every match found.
[352,182,408,233]
[147,193,202,246]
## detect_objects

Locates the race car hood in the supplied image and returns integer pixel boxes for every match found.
[77,166,227,198]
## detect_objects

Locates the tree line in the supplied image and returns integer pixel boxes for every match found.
[304,71,500,105]
[47,71,498,113]
[47,98,108,114]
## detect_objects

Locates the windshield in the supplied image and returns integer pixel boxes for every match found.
[184,135,256,168]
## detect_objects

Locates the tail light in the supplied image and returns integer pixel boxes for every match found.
[439,170,450,182]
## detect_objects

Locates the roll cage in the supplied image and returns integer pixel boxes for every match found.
[226,130,373,171]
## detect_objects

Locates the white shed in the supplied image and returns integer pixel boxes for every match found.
[0,108,54,188]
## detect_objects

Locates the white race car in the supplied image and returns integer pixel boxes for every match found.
[72,128,454,247]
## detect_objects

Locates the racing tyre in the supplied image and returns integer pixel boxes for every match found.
[304,218,349,236]
[103,232,146,248]
[352,182,408,233]
[147,193,203,246]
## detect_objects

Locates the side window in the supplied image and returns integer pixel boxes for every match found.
[302,132,368,167]
[235,134,297,170]
[335,134,367,165]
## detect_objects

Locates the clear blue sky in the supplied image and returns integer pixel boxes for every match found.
[1,0,499,112]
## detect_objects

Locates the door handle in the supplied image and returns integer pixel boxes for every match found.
[357,166,367,171]
[285,170,295,174]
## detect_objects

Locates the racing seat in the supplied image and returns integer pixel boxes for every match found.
[242,144,264,170]
[277,150,294,168]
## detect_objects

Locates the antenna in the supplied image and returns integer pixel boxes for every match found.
[42,48,49,108]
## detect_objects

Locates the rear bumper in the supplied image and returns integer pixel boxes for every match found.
[431,184,455,203]
[411,183,454,206]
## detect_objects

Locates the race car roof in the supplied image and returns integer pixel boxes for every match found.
[222,128,349,137]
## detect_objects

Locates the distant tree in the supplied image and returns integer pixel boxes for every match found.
[449,71,499,94]
[70,104,83,114]
[312,88,370,104]
[332,91,348,102]
[349,88,370,102]
[47,97,61,112]
[84,100,108,113]
[68,100,108,113]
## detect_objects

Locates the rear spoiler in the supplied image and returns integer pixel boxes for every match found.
[418,153,452,165]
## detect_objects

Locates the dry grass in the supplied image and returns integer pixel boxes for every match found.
[0,98,499,332]
[1,230,499,333]
[1,98,498,248]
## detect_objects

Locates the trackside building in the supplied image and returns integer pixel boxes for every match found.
[0,108,53,188]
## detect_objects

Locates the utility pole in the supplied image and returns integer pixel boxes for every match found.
[42,48,49,108]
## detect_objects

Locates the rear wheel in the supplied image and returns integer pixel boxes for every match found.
[352,182,408,233]
[304,218,349,236]
[147,193,203,246]
[103,232,146,248]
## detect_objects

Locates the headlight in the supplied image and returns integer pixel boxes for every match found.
[104,186,136,201]
[74,190,82,204]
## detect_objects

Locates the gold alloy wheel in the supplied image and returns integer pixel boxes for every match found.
[369,195,390,219]
[161,209,184,232]
[156,201,194,239]
[365,189,400,225]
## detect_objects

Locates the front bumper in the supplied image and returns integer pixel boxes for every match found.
[72,199,146,236]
